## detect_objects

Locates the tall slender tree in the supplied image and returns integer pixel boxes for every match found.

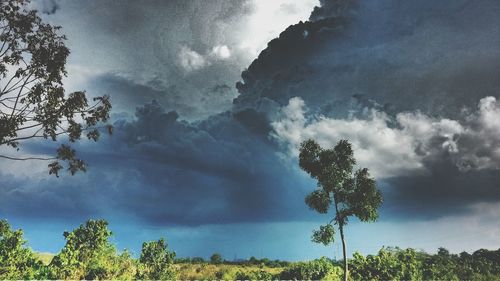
[299,139,383,281]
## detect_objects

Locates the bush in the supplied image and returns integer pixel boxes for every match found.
[215,268,238,280]
[210,253,223,264]
[236,269,276,280]
[350,247,423,281]
[136,238,176,280]
[280,257,342,280]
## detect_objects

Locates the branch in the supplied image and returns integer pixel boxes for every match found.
[0,154,56,161]
[9,72,33,118]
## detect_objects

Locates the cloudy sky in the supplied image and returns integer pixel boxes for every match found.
[1,0,500,260]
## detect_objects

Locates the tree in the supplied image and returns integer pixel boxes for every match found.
[422,247,459,281]
[0,219,45,279]
[49,219,132,280]
[210,253,223,264]
[0,0,112,176]
[137,238,176,280]
[298,139,383,281]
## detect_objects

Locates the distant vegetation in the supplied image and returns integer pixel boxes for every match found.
[1,218,499,280]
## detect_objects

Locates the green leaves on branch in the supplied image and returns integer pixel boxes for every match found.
[349,168,383,222]
[48,144,86,176]
[0,0,112,176]
[305,190,331,214]
[311,224,335,246]
[299,139,383,226]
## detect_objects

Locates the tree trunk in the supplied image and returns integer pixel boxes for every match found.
[339,224,348,281]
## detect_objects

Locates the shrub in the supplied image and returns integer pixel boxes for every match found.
[280,257,342,280]
[211,253,223,264]
[136,238,176,280]
[236,269,276,280]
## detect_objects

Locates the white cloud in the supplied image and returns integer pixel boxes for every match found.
[237,0,319,57]
[177,45,209,72]
[210,45,231,60]
[177,44,232,72]
[271,96,500,178]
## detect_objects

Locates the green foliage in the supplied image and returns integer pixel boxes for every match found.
[0,220,45,280]
[191,256,205,263]
[210,252,223,264]
[137,238,176,280]
[305,189,331,214]
[235,269,276,280]
[49,219,134,280]
[422,247,459,281]
[350,247,423,281]
[311,224,335,246]
[280,257,342,281]
[223,256,289,267]
[299,139,383,229]
[0,0,112,175]
[3,218,500,280]
[350,247,500,281]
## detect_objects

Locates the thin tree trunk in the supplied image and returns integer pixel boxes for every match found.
[339,223,348,281]
[333,194,348,281]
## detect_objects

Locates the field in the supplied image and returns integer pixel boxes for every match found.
[34,252,55,266]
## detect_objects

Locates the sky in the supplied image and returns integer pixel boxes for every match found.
[1,0,500,261]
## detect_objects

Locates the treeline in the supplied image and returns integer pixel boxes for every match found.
[175,255,290,267]
[1,219,499,280]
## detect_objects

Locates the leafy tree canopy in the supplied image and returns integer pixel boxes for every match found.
[49,219,132,280]
[137,238,176,280]
[0,0,112,176]
[0,219,43,280]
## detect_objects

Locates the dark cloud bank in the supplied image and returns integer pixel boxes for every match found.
[3,0,500,226]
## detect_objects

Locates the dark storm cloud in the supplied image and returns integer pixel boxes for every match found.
[2,98,314,226]
[382,161,500,220]
[34,0,60,15]
[235,0,500,218]
[106,101,314,225]
[0,171,104,221]
[86,74,236,119]
[41,0,252,120]
[4,0,500,226]
[235,0,500,120]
